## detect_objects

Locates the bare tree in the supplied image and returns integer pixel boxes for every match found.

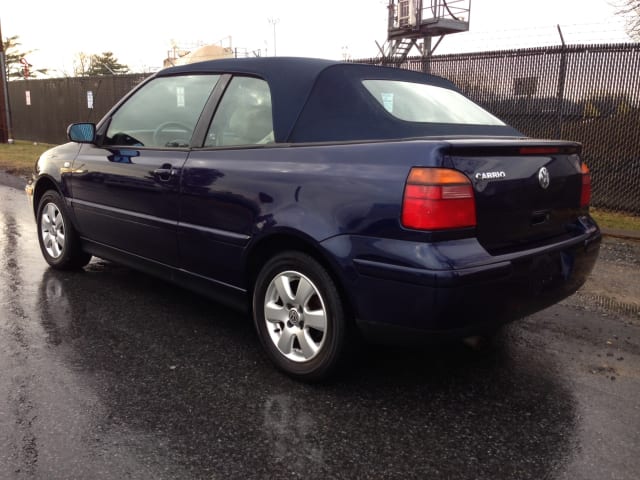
[73,52,93,77]
[614,0,640,40]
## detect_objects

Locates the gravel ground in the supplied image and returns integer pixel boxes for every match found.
[564,236,640,321]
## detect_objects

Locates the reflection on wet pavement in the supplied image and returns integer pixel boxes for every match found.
[12,259,578,479]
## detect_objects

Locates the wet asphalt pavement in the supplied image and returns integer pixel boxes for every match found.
[0,182,639,479]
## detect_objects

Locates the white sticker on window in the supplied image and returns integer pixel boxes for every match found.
[87,91,94,109]
[176,86,185,107]
[381,92,394,113]
[25,91,31,106]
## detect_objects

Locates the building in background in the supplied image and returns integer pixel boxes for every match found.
[163,43,234,67]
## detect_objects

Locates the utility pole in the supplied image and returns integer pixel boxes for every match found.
[0,18,11,143]
[268,18,280,56]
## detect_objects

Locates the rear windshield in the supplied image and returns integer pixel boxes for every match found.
[362,80,505,126]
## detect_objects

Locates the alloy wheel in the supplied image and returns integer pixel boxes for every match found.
[263,270,327,362]
[40,202,66,259]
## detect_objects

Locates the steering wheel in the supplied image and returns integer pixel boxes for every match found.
[152,121,191,147]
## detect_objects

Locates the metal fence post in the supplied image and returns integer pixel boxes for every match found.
[555,25,567,139]
[0,19,12,143]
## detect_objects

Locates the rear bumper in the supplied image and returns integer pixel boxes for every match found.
[321,222,601,344]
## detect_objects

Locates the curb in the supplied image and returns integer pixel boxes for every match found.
[1,170,638,242]
[599,228,640,242]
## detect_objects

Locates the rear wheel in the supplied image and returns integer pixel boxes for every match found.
[253,251,346,381]
[37,190,91,270]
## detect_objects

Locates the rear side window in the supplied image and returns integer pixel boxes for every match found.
[362,79,505,126]
[104,75,220,148]
[205,77,274,147]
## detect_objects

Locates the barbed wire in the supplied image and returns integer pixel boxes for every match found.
[436,20,633,54]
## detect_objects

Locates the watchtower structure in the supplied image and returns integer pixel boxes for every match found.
[379,1,471,64]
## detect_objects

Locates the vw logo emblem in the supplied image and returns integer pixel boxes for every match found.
[538,167,550,189]
[288,309,300,326]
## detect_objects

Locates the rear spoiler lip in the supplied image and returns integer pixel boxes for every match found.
[443,140,582,156]
[391,135,582,155]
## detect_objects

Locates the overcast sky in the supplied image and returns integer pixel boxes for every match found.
[1,0,632,76]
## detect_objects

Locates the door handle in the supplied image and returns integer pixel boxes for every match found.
[153,165,178,181]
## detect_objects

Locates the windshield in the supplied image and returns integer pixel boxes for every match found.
[362,79,505,126]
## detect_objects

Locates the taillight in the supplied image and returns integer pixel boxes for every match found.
[401,167,476,230]
[519,146,561,155]
[580,162,591,208]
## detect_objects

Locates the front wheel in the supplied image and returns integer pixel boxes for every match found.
[36,190,92,270]
[252,251,347,381]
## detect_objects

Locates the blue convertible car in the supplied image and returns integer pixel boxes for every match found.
[27,57,600,380]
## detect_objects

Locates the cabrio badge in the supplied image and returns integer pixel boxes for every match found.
[474,171,506,180]
[538,167,550,189]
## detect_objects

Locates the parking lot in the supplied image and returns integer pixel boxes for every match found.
[1,181,638,479]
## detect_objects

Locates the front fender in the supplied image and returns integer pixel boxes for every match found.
[30,142,82,218]
[34,142,82,196]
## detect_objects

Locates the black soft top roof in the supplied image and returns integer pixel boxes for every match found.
[159,57,519,142]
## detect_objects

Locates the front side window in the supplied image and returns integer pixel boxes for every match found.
[104,75,220,148]
[362,79,505,126]
[205,77,274,147]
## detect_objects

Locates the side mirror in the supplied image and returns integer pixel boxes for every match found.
[67,123,96,143]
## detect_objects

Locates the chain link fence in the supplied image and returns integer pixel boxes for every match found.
[358,43,640,215]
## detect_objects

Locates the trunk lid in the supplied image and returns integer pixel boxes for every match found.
[446,139,586,255]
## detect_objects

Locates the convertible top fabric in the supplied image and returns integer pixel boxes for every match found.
[160,57,520,143]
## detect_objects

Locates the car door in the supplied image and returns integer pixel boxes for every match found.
[178,76,275,286]
[69,74,221,266]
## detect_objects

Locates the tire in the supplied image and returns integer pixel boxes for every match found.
[36,190,92,270]
[252,251,347,381]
